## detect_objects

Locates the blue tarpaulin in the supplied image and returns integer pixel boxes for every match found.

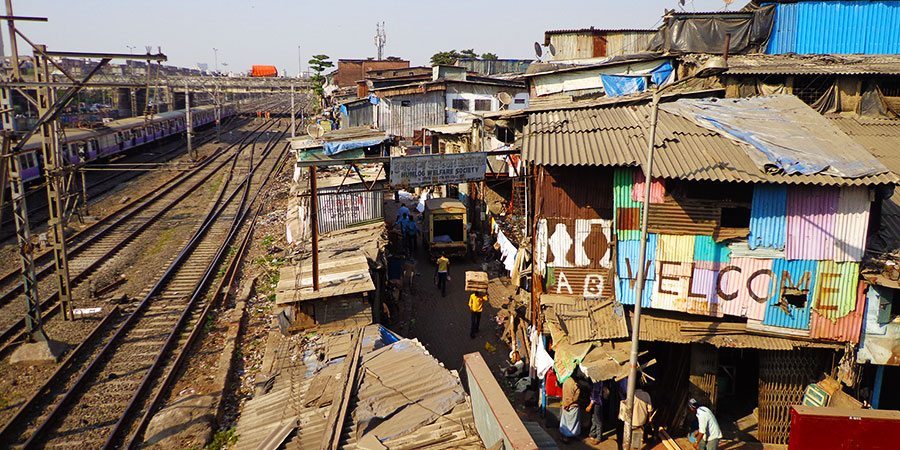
[323,138,385,156]
[600,61,674,97]
[660,96,889,178]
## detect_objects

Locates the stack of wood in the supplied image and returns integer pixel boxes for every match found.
[465,271,488,292]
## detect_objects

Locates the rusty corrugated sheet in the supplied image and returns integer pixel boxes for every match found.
[763,259,818,331]
[810,280,866,344]
[536,165,613,219]
[631,168,665,204]
[546,266,614,298]
[686,268,724,317]
[542,296,627,342]
[522,103,898,186]
[544,218,612,269]
[647,196,719,235]
[833,186,871,262]
[786,186,839,260]
[613,167,641,241]
[749,184,787,250]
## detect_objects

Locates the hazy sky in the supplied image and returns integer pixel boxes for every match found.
[16,0,736,75]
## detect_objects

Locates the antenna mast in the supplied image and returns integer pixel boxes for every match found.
[375,21,386,60]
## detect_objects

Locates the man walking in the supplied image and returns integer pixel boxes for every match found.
[468,290,487,338]
[689,399,722,450]
[587,380,607,444]
[435,253,450,297]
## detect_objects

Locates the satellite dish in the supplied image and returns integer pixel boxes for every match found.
[497,92,513,107]
[548,43,557,57]
[533,42,543,59]
[306,123,325,138]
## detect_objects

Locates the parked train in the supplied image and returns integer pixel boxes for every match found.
[16,103,239,182]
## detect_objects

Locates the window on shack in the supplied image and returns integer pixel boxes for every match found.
[474,99,492,111]
[451,98,470,112]
[792,75,836,106]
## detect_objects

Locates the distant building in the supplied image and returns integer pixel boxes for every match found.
[332,57,410,88]
[543,27,656,61]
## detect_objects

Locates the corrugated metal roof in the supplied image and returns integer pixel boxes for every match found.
[424,122,473,135]
[541,295,628,342]
[277,223,386,305]
[633,309,840,350]
[521,100,898,186]
[766,1,900,55]
[719,54,900,75]
[339,338,482,449]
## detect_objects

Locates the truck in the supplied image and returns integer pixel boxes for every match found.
[423,198,468,260]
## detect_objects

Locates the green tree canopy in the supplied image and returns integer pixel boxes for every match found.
[430,49,499,66]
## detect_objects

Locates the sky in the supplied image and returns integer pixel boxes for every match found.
[16,0,736,75]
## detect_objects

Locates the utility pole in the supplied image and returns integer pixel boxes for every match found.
[309,166,319,291]
[35,44,74,321]
[185,80,194,159]
[290,83,296,139]
[374,22,386,60]
[213,47,218,73]
[297,43,301,78]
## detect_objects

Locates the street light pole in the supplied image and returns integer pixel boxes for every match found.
[213,47,218,74]
[621,57,727,450]
[297,44,301,78]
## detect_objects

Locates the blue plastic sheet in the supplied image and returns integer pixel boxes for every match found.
[322,138,385,156]
[600,61,674,97]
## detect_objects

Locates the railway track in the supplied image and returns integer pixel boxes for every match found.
[0,99,276,241]
[0,112,287,357]
[0,116,290,448]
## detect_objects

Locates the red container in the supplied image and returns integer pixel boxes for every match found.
[788,405,900,450]
[250,65,278,77]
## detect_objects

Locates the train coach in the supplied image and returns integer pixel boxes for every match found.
[16,102,239,182]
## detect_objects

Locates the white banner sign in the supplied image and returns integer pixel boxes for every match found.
[390,152,487,188]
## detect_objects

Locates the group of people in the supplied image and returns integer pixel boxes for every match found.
[558,376,722,449]
[396,204,419,255]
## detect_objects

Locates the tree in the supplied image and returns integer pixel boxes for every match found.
[308,54,333,98]
[430,49,499,66]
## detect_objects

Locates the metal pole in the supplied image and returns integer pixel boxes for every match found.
[35,45,74,320]
[290,83,296,139]
[185,80,193,160]
[5,0,20,80]
[213,47,218,73]
[297,44,301,78]
[309,165,320,291]
[622,89,661,449]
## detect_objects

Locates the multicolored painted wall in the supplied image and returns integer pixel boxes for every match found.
[607,168,870,343]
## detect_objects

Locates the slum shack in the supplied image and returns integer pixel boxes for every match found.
[274,222,386,331]
[423,198,468,259]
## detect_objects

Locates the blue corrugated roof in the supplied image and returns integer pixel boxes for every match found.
[766,1,900,54]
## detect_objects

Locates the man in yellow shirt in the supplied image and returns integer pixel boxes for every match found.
[468,290,487,338]
[435,253,450,297]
